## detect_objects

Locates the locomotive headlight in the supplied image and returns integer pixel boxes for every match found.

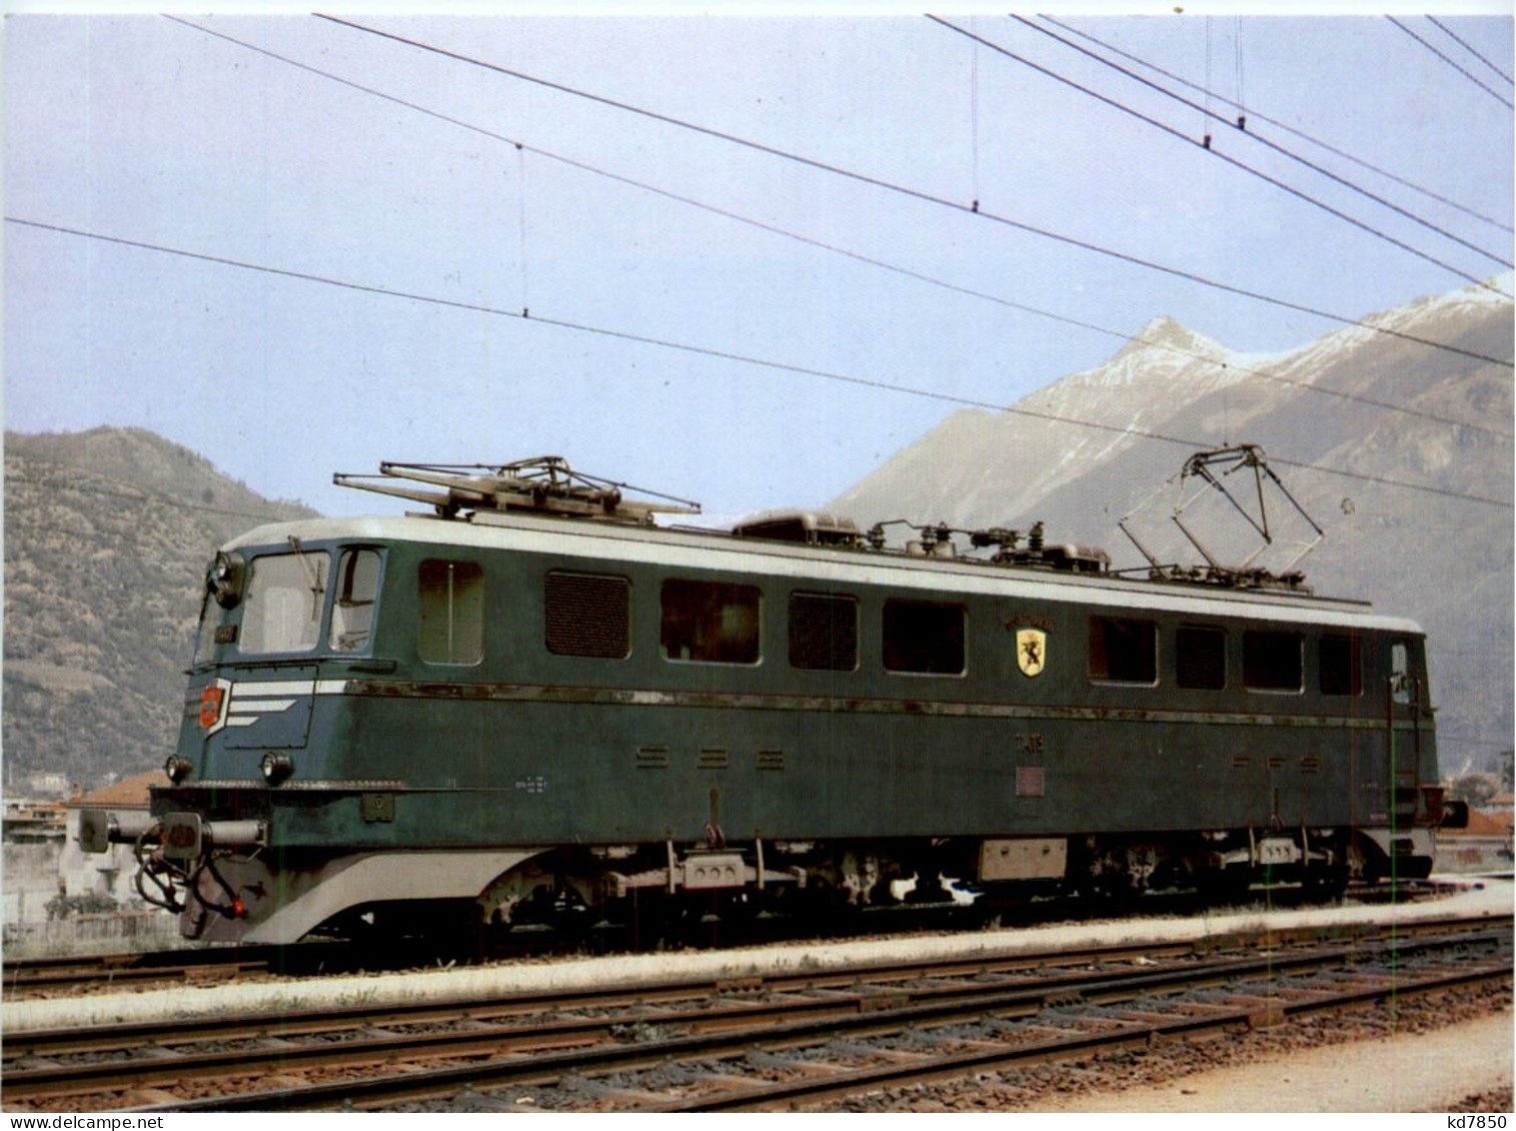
[208,551,246,609]
[164,755,192,785]
[260,751,294,786]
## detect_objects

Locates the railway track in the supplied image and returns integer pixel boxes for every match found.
[0,941,360,998]
[2,928,602,1000]
[2,876,1464,1000]
[4,912,1508,1113]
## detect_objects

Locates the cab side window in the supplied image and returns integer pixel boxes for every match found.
[419,559,484,665]
[330,549,382,653]
[1391,640,1412,704]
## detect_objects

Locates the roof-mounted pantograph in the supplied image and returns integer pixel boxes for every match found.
[1119,443,1325,590]
[334,457,702,525]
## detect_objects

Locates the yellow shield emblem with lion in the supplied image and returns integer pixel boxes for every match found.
[1016,628,1047,677]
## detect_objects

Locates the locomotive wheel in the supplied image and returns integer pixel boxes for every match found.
[1302,865,1349,902]
[1195,866,1253,906]
[1346,837,1385,884]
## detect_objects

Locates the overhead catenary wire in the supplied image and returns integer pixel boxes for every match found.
[1386,16,1514,110]
[311,13,1512,370]
[9,214,1512,513]
[1427,16,1513,86]
[1041,15,1514,237]
[1008,15,1512,274]
[163,15,1511,442]
[937,16,1512,292]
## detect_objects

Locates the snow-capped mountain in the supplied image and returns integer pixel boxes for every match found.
[830,278,1514,772]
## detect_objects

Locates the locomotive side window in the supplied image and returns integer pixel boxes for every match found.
[1088,617,1157,685]
[789,592,858,671]
[661,579,760,664]
[330,549,381,653]
[1243,630,1303,692]
[418,559,484,665]
[1319,633,1362,696]
[1391,640,1412,703]
[239,551,330,655]
[546,571,631,659]
[883,599,965,675]
[1175,625,1226,690]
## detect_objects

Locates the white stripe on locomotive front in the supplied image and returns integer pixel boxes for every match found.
[226,514,1421,634]
[230,681,315,697]
[226,699,298,713]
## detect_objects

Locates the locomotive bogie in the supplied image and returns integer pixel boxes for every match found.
[83,498,1444,944]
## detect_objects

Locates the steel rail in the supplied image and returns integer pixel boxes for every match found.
[2,942,343,996]
[0,934,1189,1059]
[14,930,1484,1101]
[5,909,1496,1061]
[659,963,1514,1111]
[106,923,1508,1112]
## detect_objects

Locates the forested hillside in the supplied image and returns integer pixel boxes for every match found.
[4,428,315,786]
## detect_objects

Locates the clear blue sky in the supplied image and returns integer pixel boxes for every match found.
[6,9,1512,520]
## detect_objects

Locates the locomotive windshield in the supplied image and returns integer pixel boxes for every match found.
[191,542,386,666]
[239,551,330,654]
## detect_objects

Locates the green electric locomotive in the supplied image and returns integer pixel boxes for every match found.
[80,456,1451,945]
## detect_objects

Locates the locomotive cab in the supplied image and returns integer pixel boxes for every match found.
[81,523,540,943]
[190,536,386,781]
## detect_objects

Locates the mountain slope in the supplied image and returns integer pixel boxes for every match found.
[4,429,316,786]
[830,280,1514,773]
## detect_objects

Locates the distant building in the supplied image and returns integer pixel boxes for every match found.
[23,771,72,798]
[2,797,70,926]
[6,770,186,956]
[5,769,161,927]
[2,797,67,845]
[1439,796,1515,873]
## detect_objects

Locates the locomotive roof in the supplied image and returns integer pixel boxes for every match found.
[226,512,1422,635]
